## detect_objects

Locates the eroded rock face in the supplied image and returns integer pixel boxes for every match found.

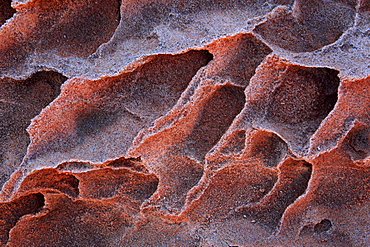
[0,0,369,246]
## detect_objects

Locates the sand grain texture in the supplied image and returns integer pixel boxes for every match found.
[0,0,369,246]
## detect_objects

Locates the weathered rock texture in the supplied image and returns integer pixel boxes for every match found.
[0,0,369,246]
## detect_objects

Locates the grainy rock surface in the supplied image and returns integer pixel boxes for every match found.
[0,0,369,246]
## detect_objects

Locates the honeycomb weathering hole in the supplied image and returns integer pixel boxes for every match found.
[0,0,15,26]
[254,1,356,52]
[251,57,341,154]
[314,219,333,234]
[186,163,278,222]
[0,192,45,245]
[234,159,312,230]
[0,71,67,189]
[266,66,339,124]
[185,84,246,160]
[344,122,370,160]
[17,169,80,198]
[245,130,289,168]
[121,50,213,118]
[140,155,204,215]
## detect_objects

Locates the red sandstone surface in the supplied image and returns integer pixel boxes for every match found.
[0,0,369,246]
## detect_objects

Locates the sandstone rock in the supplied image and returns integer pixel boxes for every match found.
[0,0,369,246]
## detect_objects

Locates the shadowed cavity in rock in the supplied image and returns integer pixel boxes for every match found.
[0,192,44,245]
[185,162,278,222]
[141,155,204,215]
[17,169,80,198]
[241,55,340,155]
[254,1,356,52]
[235,158,312,231]
[0,0,15,27]
[0,71,67,189]
[185,84,246,160]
